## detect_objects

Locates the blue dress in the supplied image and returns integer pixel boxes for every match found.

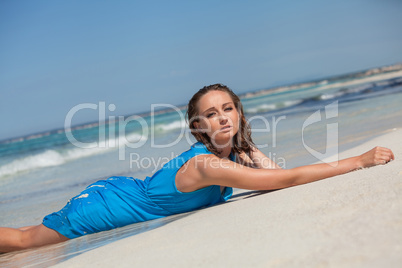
[42,142,234,239]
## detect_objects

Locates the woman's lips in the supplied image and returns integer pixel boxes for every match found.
[220,125,232,132]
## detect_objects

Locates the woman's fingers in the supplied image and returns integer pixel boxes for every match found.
[376,147,394,165]
[390,149,395,161]
[383,147,394,162]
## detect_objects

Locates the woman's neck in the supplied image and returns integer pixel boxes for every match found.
[217,145,232,158]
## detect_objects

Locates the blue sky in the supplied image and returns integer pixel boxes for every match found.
[1,0,401,141]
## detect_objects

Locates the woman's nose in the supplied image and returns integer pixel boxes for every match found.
[219,115,228,124]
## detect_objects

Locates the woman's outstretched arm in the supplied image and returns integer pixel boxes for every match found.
[196,146,394,191]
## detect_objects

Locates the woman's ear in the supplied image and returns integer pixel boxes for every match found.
[193,121,206,134]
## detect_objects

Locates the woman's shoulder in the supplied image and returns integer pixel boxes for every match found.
[188,142,215,156]
[162,142,212,169]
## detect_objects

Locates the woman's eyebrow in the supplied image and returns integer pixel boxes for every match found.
[201,107,215,115]
[202,102,234,114]
[222,101,234,107]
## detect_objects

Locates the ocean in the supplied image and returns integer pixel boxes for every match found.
[1,67,402,267]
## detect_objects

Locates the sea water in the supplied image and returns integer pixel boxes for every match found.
[1,70,402,267]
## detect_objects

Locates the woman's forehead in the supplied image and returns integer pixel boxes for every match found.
[197,91,233,111]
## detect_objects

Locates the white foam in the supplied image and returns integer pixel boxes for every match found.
[120,133,147,145]
[64,146,110,160]
[245,99,302,114]
[245,104,276,114]
[154,120,186,132]
[0,132,149,178]
[282,99,302,107]
[0,150,65,178]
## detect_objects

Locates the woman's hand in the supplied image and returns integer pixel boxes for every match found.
[358,146,395,168]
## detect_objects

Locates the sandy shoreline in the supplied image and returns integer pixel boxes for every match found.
[54,129,402,267]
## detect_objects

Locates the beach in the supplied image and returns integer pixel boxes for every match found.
[53,128,402,267]
[2,1,402,266]
[1,70,401,267]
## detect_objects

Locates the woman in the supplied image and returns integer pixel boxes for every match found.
[0,84,394,252]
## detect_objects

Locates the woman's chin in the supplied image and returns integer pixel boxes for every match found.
[211,136,234,147]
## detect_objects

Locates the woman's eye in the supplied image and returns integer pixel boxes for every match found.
[225,107,233,111]
[207,113,215,118]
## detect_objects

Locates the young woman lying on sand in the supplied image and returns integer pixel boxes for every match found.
[0,84,394,252]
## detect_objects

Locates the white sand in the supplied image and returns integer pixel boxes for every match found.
[54,129,402,267]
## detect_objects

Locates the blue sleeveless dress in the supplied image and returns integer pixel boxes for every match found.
[42,142,234,239]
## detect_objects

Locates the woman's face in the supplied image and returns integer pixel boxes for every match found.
[193,90,240,147]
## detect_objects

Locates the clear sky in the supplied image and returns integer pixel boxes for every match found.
[1,0,401,141]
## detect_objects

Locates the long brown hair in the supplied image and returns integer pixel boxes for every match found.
[186,83,255,157]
